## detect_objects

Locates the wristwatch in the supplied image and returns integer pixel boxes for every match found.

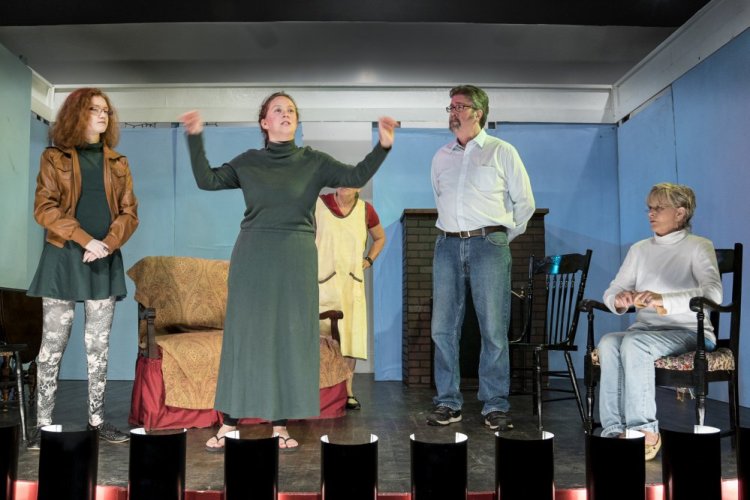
[364,256,374,266]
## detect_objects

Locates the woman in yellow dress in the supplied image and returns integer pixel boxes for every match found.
[315,187,385,409]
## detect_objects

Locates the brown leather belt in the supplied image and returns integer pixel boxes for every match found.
[443,225,507,238]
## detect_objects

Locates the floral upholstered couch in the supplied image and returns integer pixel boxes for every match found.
[127,255,350,429]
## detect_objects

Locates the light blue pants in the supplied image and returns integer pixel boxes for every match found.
[597,328,701,437]
[431,231,512,415]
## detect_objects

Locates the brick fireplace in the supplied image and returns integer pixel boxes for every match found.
[401,208,548,388]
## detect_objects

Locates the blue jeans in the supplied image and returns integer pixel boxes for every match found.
[598,328,710,437]
[431,231,512,415]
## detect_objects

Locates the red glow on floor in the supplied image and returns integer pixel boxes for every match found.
[11,479,740,499]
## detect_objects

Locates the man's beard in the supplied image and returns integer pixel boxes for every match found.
[449,117,461,130]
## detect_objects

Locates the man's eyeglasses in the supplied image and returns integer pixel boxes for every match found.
[89,106,114,117]
[445,104,475,113]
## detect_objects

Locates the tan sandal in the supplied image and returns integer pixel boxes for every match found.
[205,433,226,453]
[644,433,661,461]
[205,424,236,453]
[273,432,300,453]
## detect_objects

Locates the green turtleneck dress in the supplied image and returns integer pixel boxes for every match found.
[187,134,389,421]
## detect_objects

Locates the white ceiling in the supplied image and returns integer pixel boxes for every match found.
[3,0,747,125]
[0,22,675,87]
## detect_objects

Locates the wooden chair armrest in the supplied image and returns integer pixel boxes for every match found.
[319,310,344,344]
[689,296,731,313]
[137,303,159,359]
[578,299,610,313]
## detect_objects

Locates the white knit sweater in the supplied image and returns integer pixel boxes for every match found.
[603,230,722,343]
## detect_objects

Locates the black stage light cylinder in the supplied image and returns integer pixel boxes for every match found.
[496,431,554,500]
[224,431,278,500]
[410,432,468,500]
[585,431,645,500]
[738,426,750,500]
[128,428,186,500]
[320,434,378,500]
[661,426,721,500]
[37,425,98,500]
[0,424,19,500]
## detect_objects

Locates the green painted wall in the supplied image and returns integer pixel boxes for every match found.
[0,42,34,289]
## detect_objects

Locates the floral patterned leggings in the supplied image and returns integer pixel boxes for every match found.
[36,297,115,428]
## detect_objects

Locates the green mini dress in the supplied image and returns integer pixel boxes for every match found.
[28,143,127,301]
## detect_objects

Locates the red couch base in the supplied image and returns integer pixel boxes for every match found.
[129,355,347,430]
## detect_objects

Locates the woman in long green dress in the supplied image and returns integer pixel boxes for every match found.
[180,93,396,451]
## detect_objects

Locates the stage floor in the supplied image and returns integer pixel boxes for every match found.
[1,375,744,493]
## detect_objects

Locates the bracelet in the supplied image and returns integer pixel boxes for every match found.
[364,256,374,265]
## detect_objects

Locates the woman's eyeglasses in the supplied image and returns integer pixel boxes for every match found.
[89,106,114,117]
[646,205,673,214]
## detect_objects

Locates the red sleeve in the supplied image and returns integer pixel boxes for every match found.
[365,201,380,229]
[319,193,343,217]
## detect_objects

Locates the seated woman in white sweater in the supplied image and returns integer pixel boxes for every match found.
[597,182,722,460]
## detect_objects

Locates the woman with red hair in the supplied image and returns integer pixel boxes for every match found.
[26,88,139,449]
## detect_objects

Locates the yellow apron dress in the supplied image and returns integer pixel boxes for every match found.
[315,196,368,359]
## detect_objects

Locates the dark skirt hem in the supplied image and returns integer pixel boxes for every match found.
[27,241,127,301]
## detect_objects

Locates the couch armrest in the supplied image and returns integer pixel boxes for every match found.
[137,302,158,359]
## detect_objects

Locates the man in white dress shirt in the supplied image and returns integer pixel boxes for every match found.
[427,85,535,430]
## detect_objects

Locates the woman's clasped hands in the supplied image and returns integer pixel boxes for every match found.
[83,239,109,263]
[615,290,666,315]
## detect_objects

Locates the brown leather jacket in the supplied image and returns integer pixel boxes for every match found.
[33,145,139,251]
